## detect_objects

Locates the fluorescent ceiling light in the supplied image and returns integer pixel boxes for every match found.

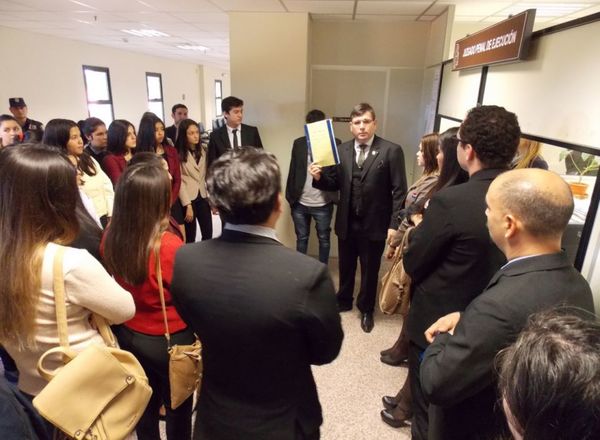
[70,0,96,9]
[121,29,170,37]
[176,44,210,51]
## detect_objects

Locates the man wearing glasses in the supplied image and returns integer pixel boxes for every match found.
[310,103,407,333]
[402,105,521,439]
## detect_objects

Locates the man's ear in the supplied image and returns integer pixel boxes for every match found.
[465,144,476,161]
[504,214,518,239]
[275,193,283,214]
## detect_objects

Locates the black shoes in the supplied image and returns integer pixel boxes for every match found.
[361,313,374,333]
[380,352,408,366]
[380,407,412,428]
[382,395,397,411]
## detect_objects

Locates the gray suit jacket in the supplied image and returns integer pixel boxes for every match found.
[179,149,207,207]
[420,252,594,440]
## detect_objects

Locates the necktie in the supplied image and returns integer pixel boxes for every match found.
[357,144,367,168]
[232,129,239,150]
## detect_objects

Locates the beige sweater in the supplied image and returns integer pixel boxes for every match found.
[3,243,135,395]
[80,157,114,218]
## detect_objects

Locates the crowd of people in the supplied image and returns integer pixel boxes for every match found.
[0,95,598,440]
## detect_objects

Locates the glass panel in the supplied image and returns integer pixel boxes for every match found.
[530,142,599,264]
[215,98,222,115]
[147,75,162,100]
[87,103,113,124]
[215,80,222,98]
[148,101,164,122]
[84,69,110,101]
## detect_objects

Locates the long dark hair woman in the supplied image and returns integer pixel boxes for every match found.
[175,118,212,242]
[43,119,114,228]
[0,144,134,402]
[379,127,468,428]
[103,119,137,185]
[102,162,194,440]
[137,112,183,234]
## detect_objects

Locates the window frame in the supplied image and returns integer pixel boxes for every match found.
[215,79,223,115]
[146,72,165,121]
[82,65,115,122]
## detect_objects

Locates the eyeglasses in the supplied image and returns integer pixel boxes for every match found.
[452,134,470,145]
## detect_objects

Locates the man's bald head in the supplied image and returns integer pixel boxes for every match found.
[489,169,574,238]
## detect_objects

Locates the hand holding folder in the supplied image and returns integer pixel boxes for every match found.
[305,119,340,167]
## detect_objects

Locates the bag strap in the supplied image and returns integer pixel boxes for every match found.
[52,245,69,349]
[155,246,172,348]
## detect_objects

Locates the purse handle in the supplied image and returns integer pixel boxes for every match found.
[52,245,117,352]
[155,246,172,349]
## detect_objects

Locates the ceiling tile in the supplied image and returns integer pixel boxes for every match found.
[355,14,420,21]
[169,12,229,24]
[0,1,35,11]
[418,15,438,21]
[452,2,513,17]
[284,1,354,14]
[215,0,286,12]
[136,0,222,12]
[357,1,432,15]
[310,14,354,20]
[425,4,449,15]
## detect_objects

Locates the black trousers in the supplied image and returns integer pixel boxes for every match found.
[337,235,385,313]
[114,325,195,440]
[185,196,213,243]
[409,341,429,440]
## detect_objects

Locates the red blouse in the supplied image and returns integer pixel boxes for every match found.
[163,145,181,205]
[102,153,127,186]
[108,232,187,335]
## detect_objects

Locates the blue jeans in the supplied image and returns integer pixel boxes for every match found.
[291,202,333,264]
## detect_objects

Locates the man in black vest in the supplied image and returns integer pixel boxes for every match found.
[310,103,407,332]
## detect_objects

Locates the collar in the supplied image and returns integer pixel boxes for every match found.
[500,254,543,270]
[354,135,375,149]
[226,124,241,134]
[486,252,571,288]
[224,223,279,242]
[468,168,508,182]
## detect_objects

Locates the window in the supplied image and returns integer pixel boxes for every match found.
[215,80,223,115]
[82,65,114,124]
[146,73,164,121]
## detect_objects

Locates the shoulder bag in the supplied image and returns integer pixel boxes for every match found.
[33,245,152,440]
[379,227,413,316]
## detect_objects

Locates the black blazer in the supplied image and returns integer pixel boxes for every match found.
[165,124,177,144]
[285,135,340,206]
[312,135,407,241]
[420,252,594,440]
[207,123,263,168]
[404,168,507,349]
[171,230,343,440]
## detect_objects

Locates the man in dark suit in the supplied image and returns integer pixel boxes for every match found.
[165,103,188,143]
[286,109,340,264]
[310,103,407,333]
[402,105,520,439]
[171,148,343,440]
[207,96,263,167]
[419,168,594,440]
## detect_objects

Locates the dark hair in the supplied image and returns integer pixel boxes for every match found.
[107,119,135,156]
[221,96,244,113]
[82,117,105,138]
[460,105,521,169]
[497,309,600,440]
[0,144,79,346]
[408,127,467,217]
[128,151,163,168]
[43,119,97,176]
[0,114,18,124]
[136,112,166,153]
[420,132,439,175]
[103,163,172,285]
[207,148,280,225]
[306,109,326,124]
[174,119,201,163]
[350,103,376,121]
[171,103,188,114]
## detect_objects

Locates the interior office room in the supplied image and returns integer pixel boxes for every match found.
[1,1,599,439]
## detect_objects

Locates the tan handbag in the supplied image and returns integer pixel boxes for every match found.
[155,248,203,410]
[33,245,152,440]
[379,227,413,316]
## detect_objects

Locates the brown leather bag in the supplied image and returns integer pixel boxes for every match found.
[155,249,203,410]
[379,227,413,316]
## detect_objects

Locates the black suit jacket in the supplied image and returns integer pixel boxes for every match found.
[404,168,507,349]
[420,252,594,440]
[171,230,343,440]
[312,135,407,241]
[165,124,177,144]
[207,123,263,168]
[285,135,340,206]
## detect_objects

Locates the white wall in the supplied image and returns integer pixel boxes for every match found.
[200,65,231,129]
[0,26,206,128]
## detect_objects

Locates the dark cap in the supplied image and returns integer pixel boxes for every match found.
[9,97,26,108]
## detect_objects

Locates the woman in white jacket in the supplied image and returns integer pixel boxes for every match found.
[43,119,114,228]
[0,145,135,402]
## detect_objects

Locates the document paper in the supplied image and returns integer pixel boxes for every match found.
[305,119,340,166]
